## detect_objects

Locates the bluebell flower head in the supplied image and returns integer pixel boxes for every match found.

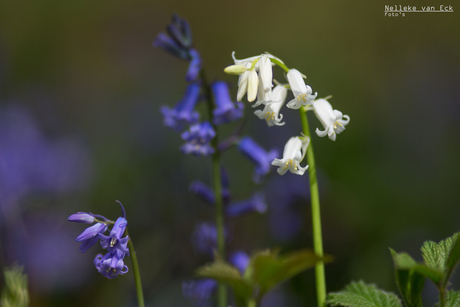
[67,212,95,224]
[94,251,129,279]
[211,81,244,125]
[238,136,279,183]
[191,222,228,256]
[167,13,193,49]
[180,121,215,156]
[99,217,130,254]
[153,32,189,60]
[161,82,201,132]
[182,279,217,307]
[185,48,202,82]
[225,192,267,218]
[229,250,250,275]
[75,222,108,253]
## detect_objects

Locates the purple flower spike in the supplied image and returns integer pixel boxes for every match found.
[99,217,130,254]
[211,81,244,125]
[180,122,215,157]
[229,250,250,275]
[238,136,279,183]
[75,223,108,253]
[67,212,95,224]
[182,279,217,307]
[94,251,129,279]
[161,82,201,132]
[170,14,193,48]
[185,48,202,81]
[225,192,267,218]
[153,32,189,60]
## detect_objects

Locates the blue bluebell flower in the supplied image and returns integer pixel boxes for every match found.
[75,222,108,253]
[225,192,267,218]
[238,136,279,183]
[211,81,244,125]
[180,122,215,156]
[229,250,250,275]
[161,82,201,131]
[153,32,189,60]
[99,217,130,255]
[186,48,202,82]
[182,279,217,307]
[93,250,129,279]
[166,14,193,49]
[67,212,95,224]
[191,222,228,256]
[189,175,231,205]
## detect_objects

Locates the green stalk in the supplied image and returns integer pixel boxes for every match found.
[300,108,326,307]
[126,231,145,307]
[200,70,227,307]
[438,285,446,307]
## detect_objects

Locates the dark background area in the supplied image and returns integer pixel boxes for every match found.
[0,0,459,306]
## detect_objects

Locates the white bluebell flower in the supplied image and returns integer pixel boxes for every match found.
[286,69,317,109]
[312,98,350,141]
[272,136,310,176]
[254,84,288,127]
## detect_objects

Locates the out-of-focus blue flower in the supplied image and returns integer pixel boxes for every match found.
[211,81,244,125]
[160,82,201,131]
[67,212,95,224]
[0,105,91,214]
[186,48,202,82]
[229,250,250,275]
[94,251,129,279]
[154,14,202,81]
[75,223,108,253]
[180,122,215,156]
[225,192,267,218]
[189,173,231,205]
[191,222,228,256]
[99,217,130,254]
[238,136,279,183]
[182,279,217,307]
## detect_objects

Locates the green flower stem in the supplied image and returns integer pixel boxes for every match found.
[126,231,145,307]
[200,69,228,307]
[439,286,446,307]
[247,299,257,307]
[300,108,326,307]
[270,58,289,73]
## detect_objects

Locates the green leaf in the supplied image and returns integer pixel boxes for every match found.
[390,249,425,307]
[390,249,443,285]
[195,260,253,302]
[250,248,329,296]
[435,290,460,307]
[326,281,402,307]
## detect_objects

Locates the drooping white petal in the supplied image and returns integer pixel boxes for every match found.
[286,69,317,109]
[237,71,250,102]
[259,54,273,92]
[247,70,259,102]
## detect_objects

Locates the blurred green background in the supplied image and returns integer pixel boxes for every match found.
[0,0,459,306]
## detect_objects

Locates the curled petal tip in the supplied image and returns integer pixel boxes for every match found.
[116,200,127,218]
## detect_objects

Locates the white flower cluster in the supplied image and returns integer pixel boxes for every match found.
[225,52,350,175]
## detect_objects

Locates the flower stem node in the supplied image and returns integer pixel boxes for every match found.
[312,98,350,141]
[272,136,310,176]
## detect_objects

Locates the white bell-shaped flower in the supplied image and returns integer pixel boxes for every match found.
[271,136,309,175]
[313,99,350,141]
[254,85,288,127]
[286,69,317,109]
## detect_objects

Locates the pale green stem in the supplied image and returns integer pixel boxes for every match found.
[247,299,257,307]
[200,69,227,307]
[126,231,145,307]
[300,108,326,307]
[439,285,446,307]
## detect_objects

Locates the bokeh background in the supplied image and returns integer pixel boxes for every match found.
[0,0,459,306]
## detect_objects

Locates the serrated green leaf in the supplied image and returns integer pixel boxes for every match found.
[435,290,460,307]
[326,281,402,307]
[390,248,425,307]
[250,249,329,296]
[390,249,443,285]
[195,260,253,301]
[421,233,460,272]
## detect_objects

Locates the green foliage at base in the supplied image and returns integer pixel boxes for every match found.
[1,265,29,307]
[435,290,460,307]
[325,281,402,307]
